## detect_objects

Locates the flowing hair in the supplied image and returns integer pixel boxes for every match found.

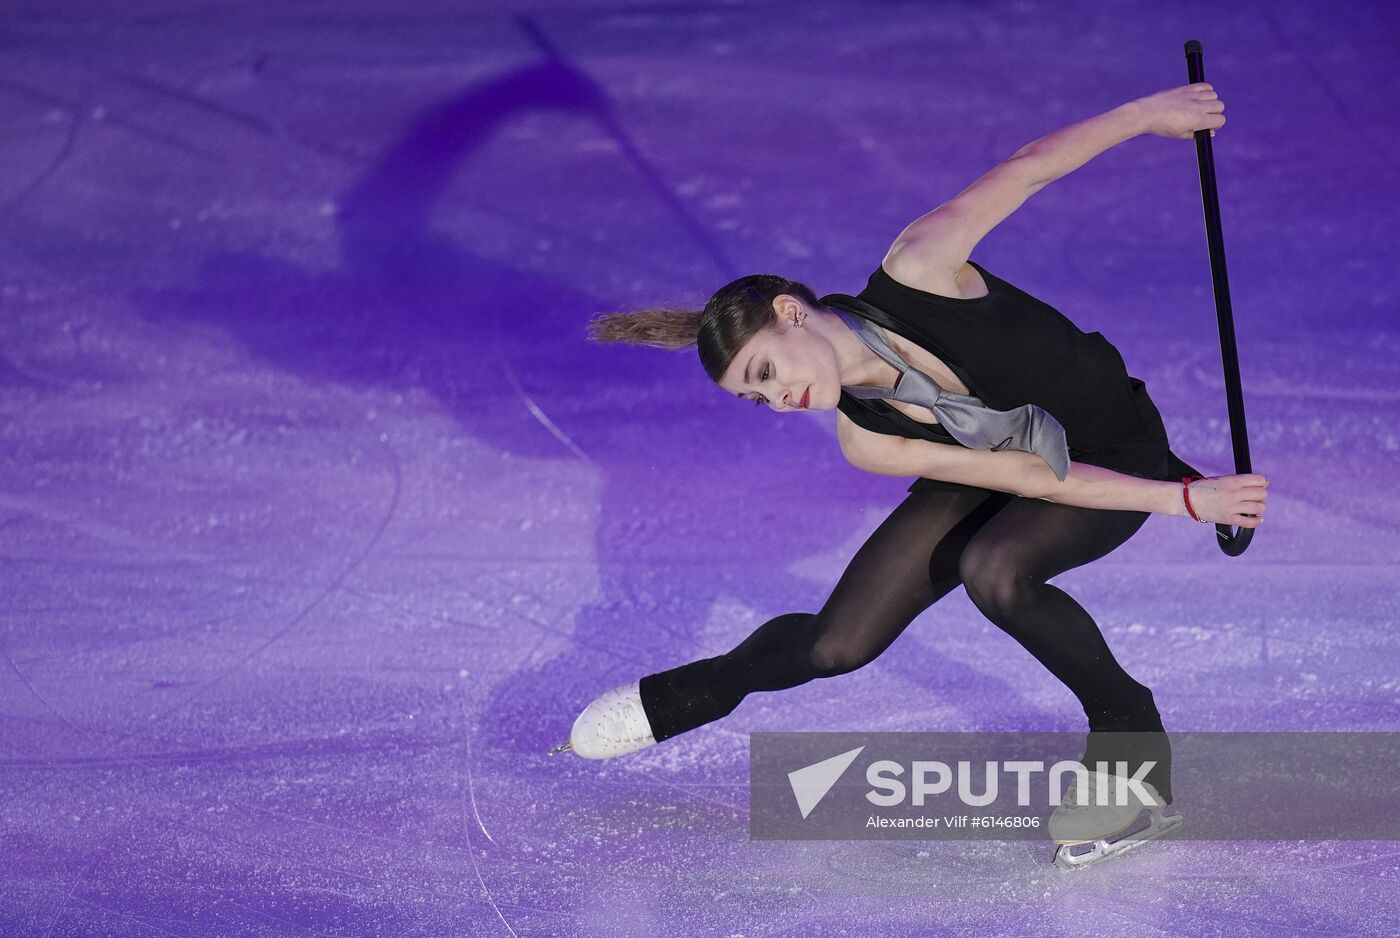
[586,274,823,383]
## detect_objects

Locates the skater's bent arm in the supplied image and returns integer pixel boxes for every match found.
[847,432,1184,516]
[883,100,1149,271]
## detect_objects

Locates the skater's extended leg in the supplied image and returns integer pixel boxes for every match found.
[639,486,1013,741]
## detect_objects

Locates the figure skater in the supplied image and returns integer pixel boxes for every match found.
[555,82,1266,861]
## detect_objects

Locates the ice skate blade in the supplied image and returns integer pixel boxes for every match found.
[547,740,573,756]
[1051,811,1140,846]
[1053,809,1184,871]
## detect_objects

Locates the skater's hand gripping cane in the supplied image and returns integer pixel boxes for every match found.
[1179,474,1268,528]
[1134,82,1227,139]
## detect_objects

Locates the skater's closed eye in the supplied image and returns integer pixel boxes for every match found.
[749,363,771,406]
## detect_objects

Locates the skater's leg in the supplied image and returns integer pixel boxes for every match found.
[639,485,1013,741]
[957,497,1158,727]
[956,497,1172,800]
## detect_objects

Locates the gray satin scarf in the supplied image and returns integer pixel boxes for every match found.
[835,308,1071,482]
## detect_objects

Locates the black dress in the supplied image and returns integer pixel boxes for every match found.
[822,260,1202,494]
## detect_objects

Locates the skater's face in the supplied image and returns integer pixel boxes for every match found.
[717,294,843,413]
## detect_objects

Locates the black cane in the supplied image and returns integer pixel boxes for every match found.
[1184,39,1254,557]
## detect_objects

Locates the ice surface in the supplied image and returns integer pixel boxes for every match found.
[1,1,1398,935]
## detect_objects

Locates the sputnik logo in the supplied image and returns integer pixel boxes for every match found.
[788,746,864,819]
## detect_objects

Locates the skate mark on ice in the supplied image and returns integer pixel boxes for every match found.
[499,353,593,466]
[0,76,84,216]
[106,69,279,136]
[42,815,138,938]
[459,690,498,847]
[0,76,213,159]
[148,437,403,724]
[2,645,92,737]
[457,693,521,937]
[516,14,736,276]
[105,68,364,167]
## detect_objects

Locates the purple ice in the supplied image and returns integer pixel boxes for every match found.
[2,1,1398,936]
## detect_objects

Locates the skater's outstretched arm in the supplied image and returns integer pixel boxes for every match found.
[882,84,1225,274]
[846,430,1266,526]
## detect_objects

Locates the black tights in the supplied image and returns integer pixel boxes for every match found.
[638,485,1171,797]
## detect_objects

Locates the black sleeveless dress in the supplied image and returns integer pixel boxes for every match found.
[823,260,1202,495]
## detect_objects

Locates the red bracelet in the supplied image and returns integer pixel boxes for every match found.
[1181,474,1207,523]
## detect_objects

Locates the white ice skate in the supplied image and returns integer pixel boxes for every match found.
[547,679,657,759]
[1050,770,1184,870]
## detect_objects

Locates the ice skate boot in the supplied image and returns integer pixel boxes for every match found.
[548,678,657,759]
[1051,769,1184,870]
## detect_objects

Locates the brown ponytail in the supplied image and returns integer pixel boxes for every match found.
[585,306,703,351]
[587,273,823,385]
